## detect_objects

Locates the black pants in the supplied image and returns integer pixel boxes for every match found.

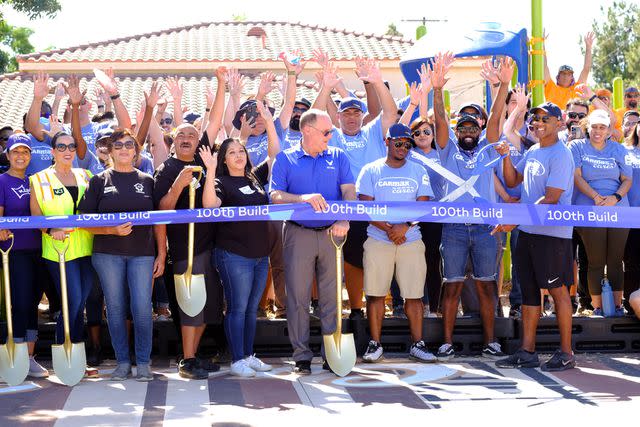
[572,230,591,307]
[623,228,640,309]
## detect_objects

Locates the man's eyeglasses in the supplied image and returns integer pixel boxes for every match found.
[625,93,639,98]
[393,140,412,150]
[309,126,333,137]
[293,107,308,114]
[160,118,173,125]
[412,129,432,137]
[55,143,77,152]
[531,114,555,124]
[567,112,587,120]
[457,126,480,134]
[112,140,136,150]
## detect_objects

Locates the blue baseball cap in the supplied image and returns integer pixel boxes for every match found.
[625,87,639,94]
[338,97,365,113]
[455,114,481,128]
[530,102,562,120]
[183,111,201,124]
[6,133,31,152]
[386,123,414,144]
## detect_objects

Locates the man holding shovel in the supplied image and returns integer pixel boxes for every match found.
[270,109,355,375]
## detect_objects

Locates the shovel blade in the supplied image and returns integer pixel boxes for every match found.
[0,342,29,386]
[323,332,357,377]
[174,273,207,318]
[52,342,86,386]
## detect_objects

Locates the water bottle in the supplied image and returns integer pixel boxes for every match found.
[601,277,615,317]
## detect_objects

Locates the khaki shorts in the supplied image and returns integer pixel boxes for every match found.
[363,237,426,299]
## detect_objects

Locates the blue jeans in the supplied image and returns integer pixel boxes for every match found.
[215,249,268,363]
[92,253,154,365]
[45,256,95,344]
[440,223,498,283]
[508,228,522,306]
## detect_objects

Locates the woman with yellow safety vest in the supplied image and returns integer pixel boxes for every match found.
[29,132,95,349]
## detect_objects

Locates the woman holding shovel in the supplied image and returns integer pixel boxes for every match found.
[0,134,49,379]
[201,102,280,377]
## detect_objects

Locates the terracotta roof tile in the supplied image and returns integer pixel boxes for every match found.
[17,21,412,64]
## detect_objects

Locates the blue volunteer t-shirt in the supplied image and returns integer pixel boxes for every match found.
[275,120,302,151]
[407,148,445,201]
[137,153,155,175]
[328,115,386,179]
[356,158,433,243]
[569,138,632,206]
[437,137,500,203]
[245,118,280,166]
[515,140,575,239]
[269,145,354,227]
[624,145,640,207]
[496,141,525,199]
[27,134,53,176]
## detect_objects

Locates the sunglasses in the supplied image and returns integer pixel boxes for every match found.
[55,143,77,152]
[113,140,136,150]
[160,118,173,125]
[293,107,309,114]
[531,114,555,123]
[393,140,413,149]
[309,126,333,137]
[567,112,587,120]
[625,94,639,98]
[457,126,480,134]
[412,129,432,137]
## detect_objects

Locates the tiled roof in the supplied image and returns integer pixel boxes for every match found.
[17,21,413,64]
[0,73,360,130]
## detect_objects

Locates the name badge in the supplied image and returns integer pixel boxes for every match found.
[239,185,255,195]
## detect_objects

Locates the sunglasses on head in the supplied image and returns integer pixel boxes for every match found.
[412,129,432,137]
[457,126,480,134]
[531,114,555,123]
[160,118,173,125]
[567,112,587,120]
[392,140,412,149]
[55,143,77,152]
[112,140,136,150]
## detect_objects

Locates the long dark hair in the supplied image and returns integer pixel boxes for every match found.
[215,138,264,192]
[410,117,436,150]
[626,123,640,147]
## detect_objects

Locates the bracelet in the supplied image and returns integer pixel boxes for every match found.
[492,82,500,88]
[205,108,211,112]
[110,93,120,100]
[589,94,597,103]
[363,81,370,85]
[287,71,296,76]
[45,228,51,235]
[613,192,622,202]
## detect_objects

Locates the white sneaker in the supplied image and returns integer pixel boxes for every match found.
[28,356,49,378]
[230,359,256,378]
[362,340,383,362]
[245,354,272,372]
[409,340,437,363]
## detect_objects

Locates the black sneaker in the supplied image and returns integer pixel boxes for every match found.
[541,350,576,372]
[178,358,208,380]
[197,357,221,373]
[436,343,455,361]
[482,342,506,359]
[349,309,364,320]
[211,348,232,364]
[293,360,312,375]
[509,304,522,318]
[495,349,540,368]
[86,345,102,367]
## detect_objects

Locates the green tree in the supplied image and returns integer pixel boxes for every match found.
[385,23,403,38]
[0,0,61,73]
[590,0,640,88]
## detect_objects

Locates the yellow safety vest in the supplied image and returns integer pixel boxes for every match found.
[30,167,94,262]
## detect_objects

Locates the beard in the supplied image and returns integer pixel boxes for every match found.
[458,136,479,151]
[289,116,301,131]
[629,101,638,109]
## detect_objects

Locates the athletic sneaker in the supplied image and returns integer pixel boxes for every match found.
[245,354,272,372]
[592,307,604,317]
[613,306,626,317]
[135,364,154,382]
[482,342,505,359]
[362,340,383,363]
[495,349,540,368]
[230,359,256,378]
[28,356,49,378]
[392,305,406,318]
[110,363,132,381]
[178,358,208,380]
[197,357,220,373]
[409,340,437,363]
[436,343,455,361]
[293,360,312,375]
[541,350,576,372]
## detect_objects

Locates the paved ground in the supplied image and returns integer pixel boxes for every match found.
[1,353,639,426]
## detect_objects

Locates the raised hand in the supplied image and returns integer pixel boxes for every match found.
[321,62,341,89]
[256,100,273,122]
[44,113,64,138]
[312,48,329,69]
[430,53,451,90]
[156,98,168,115]
[144,81,161,108]
[54,82,66,98]
[575,83,594,100]
[356,59,383,85]
[32,71,50,99]
[513,84,530,111]
[417,62,433,94]
[257,71,278,98]
[435,51,456,74]
[198,145,218,171]
[96,68,119,96]
[215,66,228,82]
[497,56,515,84]
[281,49,306,75]
[584,31,595,50]
[480,59,500,85]
[226,68,245,98]
[166,76,183,102]
[64,75,84,105]
[408,82,421,106]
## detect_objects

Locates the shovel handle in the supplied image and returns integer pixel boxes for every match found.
[0,233,14,256]
[1,234,14,339]
[330,233,347,250]
[331,234,347,335]
[54,238,73,345]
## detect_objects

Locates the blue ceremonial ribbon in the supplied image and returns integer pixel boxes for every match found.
[0,201,636,230]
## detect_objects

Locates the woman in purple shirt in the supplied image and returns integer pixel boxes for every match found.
[0,134,49,378]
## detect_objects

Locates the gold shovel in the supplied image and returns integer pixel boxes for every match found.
[175,166,207,318]
[0,235,30,386]
[51,238,86,386]
[323,234,356,377]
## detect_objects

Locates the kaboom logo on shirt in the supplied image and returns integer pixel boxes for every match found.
[526,159,546,178]
[11,185,30,199]
[625,152,640,169]
[376,177,419,194]
[583,155,616,169]
[454,151,487,169]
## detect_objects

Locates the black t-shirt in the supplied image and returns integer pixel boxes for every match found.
[215,161,270,258]
[79,169,155,256]
[153,156,214,262]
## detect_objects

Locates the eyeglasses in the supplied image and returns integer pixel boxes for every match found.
[55,143,77,152]
[567,112,587,120]
[113,140,136,150]
[393,140,413,150]
[293,107,309,114]
[457,126,480,134]
[412,129,432,137]
[309,125,333,137]
[625,93,639,98]
[160,118,173,125]
[531,114,555,124]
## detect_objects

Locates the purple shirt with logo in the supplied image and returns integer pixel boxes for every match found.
[0,174,41,251]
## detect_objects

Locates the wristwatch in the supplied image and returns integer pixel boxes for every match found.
[613,192,622,202]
